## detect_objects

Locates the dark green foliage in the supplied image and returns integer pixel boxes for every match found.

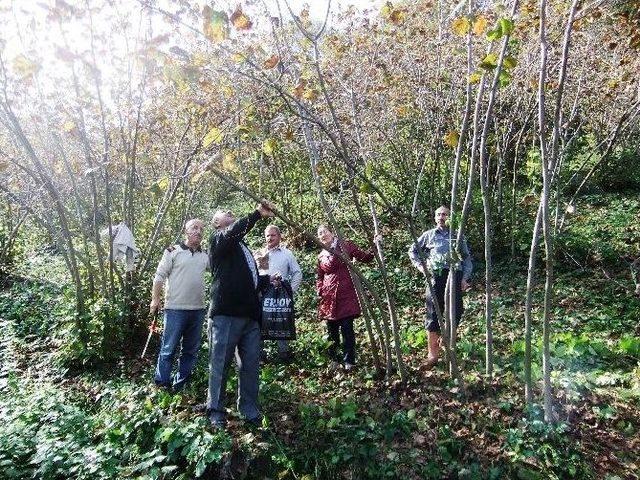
[557,195,640,267]
[504,414,591,480]
[592,148,640,192]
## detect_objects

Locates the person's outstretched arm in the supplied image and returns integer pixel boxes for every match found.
[211,210,262,254]
[345,240,375,263]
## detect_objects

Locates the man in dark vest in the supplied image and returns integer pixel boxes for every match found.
[206,201,277,428]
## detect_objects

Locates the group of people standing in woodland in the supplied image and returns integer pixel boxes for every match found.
[149,202,472,428]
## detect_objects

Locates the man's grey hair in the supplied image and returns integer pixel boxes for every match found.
[184,218,204,231]
[264,224,281,235]
[212,210,233,229]
[435,205,450,214]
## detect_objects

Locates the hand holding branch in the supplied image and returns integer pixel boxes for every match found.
[257,199,275,218]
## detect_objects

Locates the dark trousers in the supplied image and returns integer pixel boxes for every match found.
[425,270,464,333]
[327,316,356,364]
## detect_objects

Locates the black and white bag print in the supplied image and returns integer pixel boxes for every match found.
[261,281,296,340]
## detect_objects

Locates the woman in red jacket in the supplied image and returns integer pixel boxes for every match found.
[316,225,375,370]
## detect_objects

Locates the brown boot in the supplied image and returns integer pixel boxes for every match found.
[424,332,441,369]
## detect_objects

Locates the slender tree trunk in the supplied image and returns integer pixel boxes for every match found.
[477,0,520,377]
[537,0,555,423]
[368,196,407,381]
[524,203,542,407]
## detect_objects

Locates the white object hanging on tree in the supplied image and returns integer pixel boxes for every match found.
[100,222,139,272]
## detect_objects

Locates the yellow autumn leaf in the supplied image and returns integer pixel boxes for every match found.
[473,16,488,35]
[220,84,234,98]
[263,55,279,69]
[302,88,318,101]
[12,54,40,78]
[191,53,209,67]
[444,130,459,148]
[230,6,253,31]
[468,72,482,84]
[262,138,277,156]
[203,6,229,42]
[232,52,247,63]
[222,150,238,171]
[203,127,224,148]
[452,17,471,36]
[157,176,169,191]
[380,2,392,18]
[389,8,406,25]
[62,120,76,133]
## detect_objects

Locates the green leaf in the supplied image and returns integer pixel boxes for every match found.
[364,162,374,179]
[486,18,513,41]
[499,70,511,87]
[195,458,206,477]
[359,181,373,194]
[619,335,640,356]
[447,211,461,230]
[486,26,502,41]
[499,18,515,36]
[479,53,498,70]
[159,427,175,442]
[503,56,517,69]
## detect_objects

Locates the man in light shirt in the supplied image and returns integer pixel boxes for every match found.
[258,225,302,363]
[409,206,472,368]
[150,219,209,392]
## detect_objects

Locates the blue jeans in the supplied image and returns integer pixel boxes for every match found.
[154,308,206,391]
[207,315,261,424]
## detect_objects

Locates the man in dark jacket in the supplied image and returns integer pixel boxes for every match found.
[206,202,275,428]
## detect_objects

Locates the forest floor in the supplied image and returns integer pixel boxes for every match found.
[0,193,639,480]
